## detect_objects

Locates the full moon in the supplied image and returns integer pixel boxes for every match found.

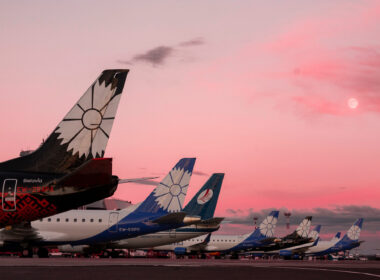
[348,98,359,109]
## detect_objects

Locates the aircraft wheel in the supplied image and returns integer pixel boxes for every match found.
[21,248,33,258]
[37,248,49,258]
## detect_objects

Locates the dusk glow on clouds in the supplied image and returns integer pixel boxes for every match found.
[1,0,380,252]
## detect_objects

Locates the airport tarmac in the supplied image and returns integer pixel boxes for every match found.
[0,258,379,280]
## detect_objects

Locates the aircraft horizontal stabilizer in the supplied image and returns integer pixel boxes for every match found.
[53,158,113,188]
[118,177,159,184]
[151,212,187,225]
[196,217,224,226]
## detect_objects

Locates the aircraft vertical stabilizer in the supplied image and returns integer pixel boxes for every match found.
[134,158,196,215]
[308,224,321,240]
[0,69,129,173]
[183,173,224,220]
[245,211,280,241]
[337,218,364,245]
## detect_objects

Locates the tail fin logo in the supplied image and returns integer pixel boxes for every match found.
[259,216,277,237]
[296,219,311,238]
[347,225,361,240]
[153,167,191,212]
[55,71,126,158]
[308,225,321,240]
[197,189,213,205]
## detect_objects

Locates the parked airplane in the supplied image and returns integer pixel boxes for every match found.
[59,173,225,255]
[154,210,280,255]
[0,158,196,257]
[266,224,322,257]
[255,216,313,252]
[0,69,128,227]
[305,219,364,256]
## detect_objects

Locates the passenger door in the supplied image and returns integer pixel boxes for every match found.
[108,212,119,233]
[2,179,17,211]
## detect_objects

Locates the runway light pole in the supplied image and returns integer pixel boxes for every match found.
[253,217,258,229]
[284,212,291,231]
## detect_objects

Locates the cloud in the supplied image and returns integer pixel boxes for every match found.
[258,1,380,117]
[289,47,380,115]
[224,205,380,232]
[178,37,204,47]
[193,171,209,177]
[118,46,174,66]
[117,37,204,66]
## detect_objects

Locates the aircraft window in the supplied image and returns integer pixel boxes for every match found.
[39,219,43,222]
[90,219,94,222]
[99,219,102,223]
[65,218,69,222]
[74,218,77,222]
[48,218,51,222]
[82,219,85,222]
[57,218,60,222]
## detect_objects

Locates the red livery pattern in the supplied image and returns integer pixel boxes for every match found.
[0,193,57,225]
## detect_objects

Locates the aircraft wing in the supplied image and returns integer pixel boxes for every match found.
[0,222,41,244]
[275,238,320,255]
[0,221,71,245]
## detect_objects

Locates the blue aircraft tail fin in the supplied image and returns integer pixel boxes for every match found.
[245,211,279,241]
[308,224,321,240]
[134,158,196,215]
[183,173,224,220]
[337,218,364,246]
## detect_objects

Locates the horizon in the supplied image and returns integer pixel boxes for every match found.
[1,0,379,255]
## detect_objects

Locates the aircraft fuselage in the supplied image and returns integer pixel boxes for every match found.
[0,161,118,228]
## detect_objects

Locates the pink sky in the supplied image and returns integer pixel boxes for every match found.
[1,0,380,236]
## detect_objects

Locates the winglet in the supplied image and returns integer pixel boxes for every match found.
[202,233,212,245]
[312,237,320,246]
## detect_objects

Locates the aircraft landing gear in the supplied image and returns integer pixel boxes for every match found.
[37,248,49,258]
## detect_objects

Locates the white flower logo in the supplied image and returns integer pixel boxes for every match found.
[55,80,120,158]
[259,216,277,237]
[308,230,319,240]
[347,225,361,240]
[153,167,191,212]
[296,219,311,238]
